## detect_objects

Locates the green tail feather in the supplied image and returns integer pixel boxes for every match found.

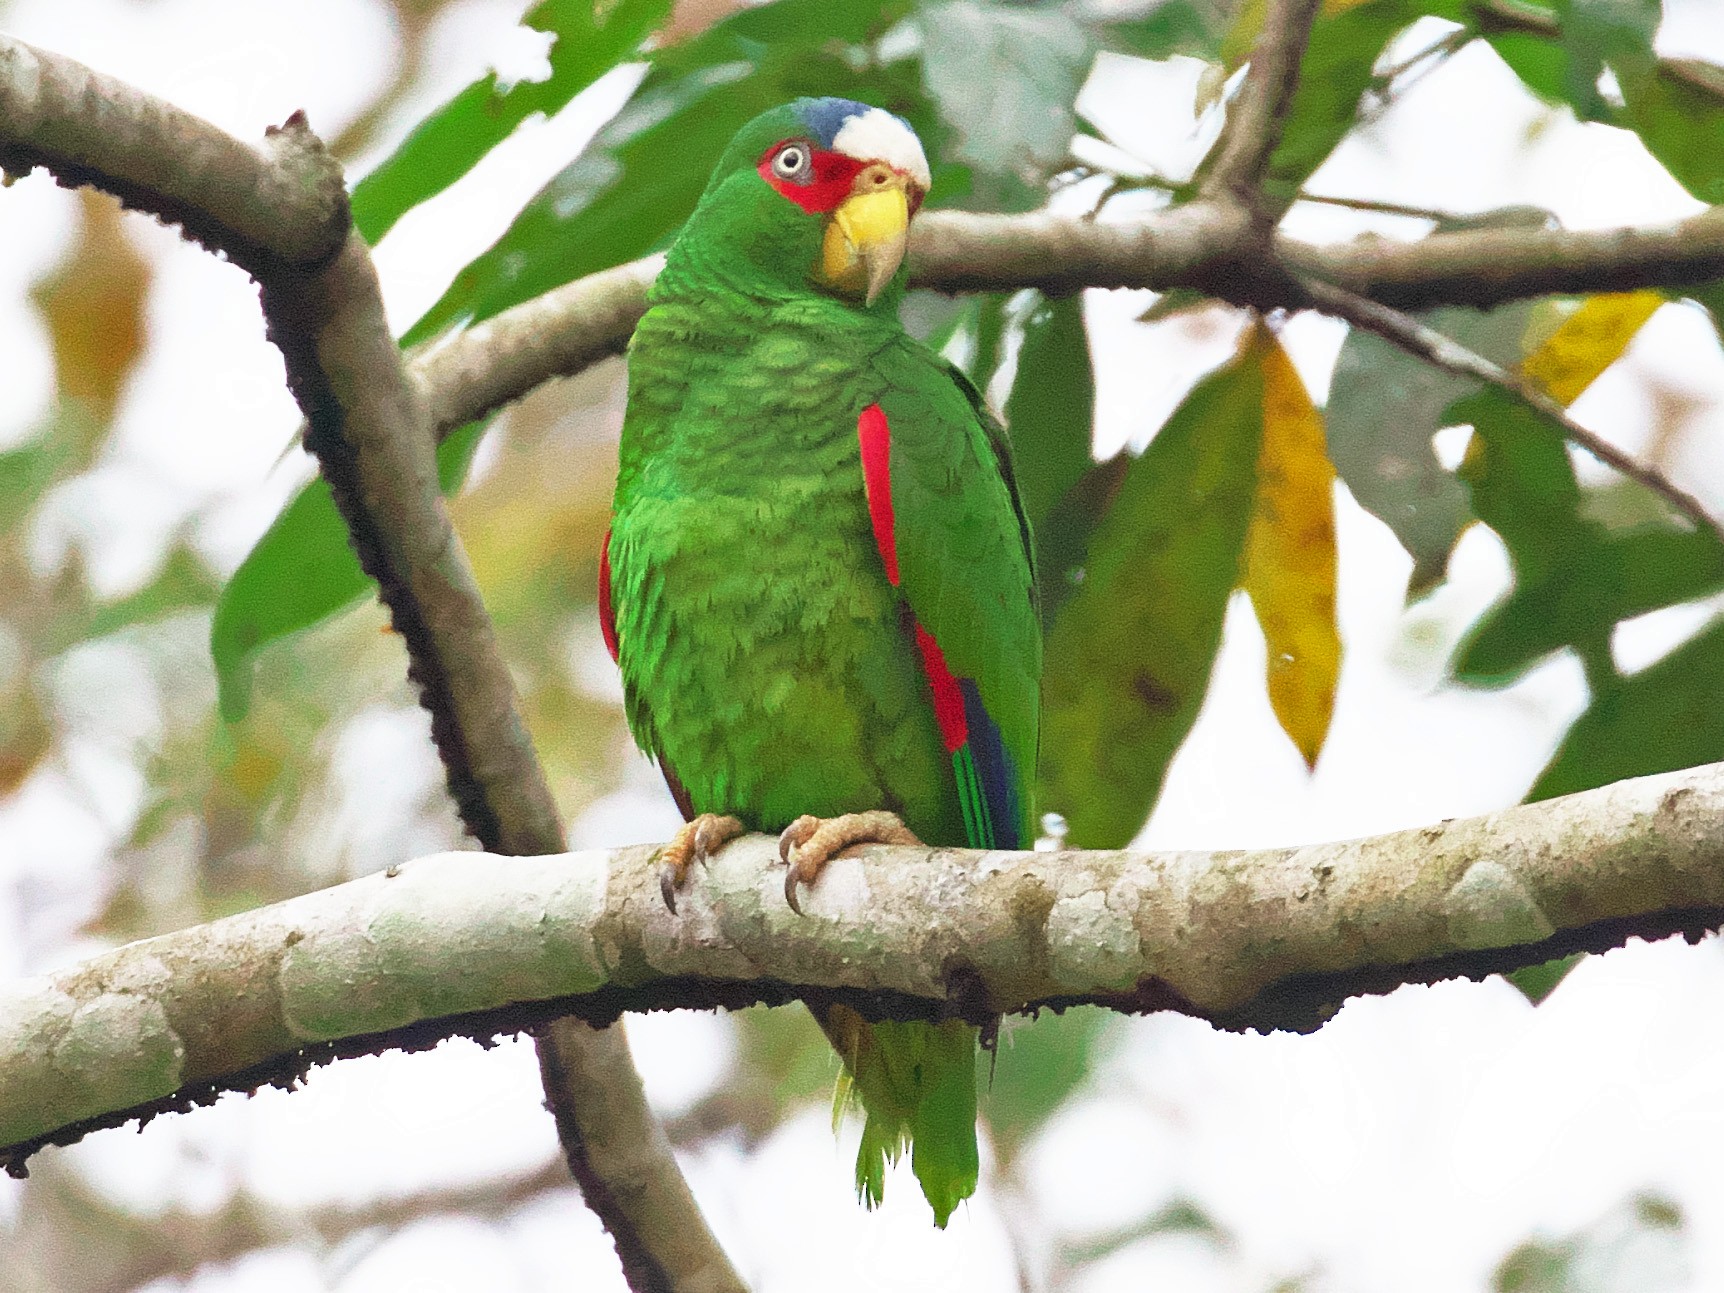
[824,1005,979,1227]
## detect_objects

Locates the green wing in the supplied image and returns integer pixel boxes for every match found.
[868,339,1041,849]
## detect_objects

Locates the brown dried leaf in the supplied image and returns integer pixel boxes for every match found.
[30,189,151,428]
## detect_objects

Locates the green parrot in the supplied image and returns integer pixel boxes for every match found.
[601,98,1041,1227]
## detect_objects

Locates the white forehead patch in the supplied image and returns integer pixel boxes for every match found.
[832,108,933,191]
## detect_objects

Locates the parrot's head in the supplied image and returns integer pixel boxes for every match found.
[675,98,932,309]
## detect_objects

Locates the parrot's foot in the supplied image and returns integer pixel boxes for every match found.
[778,811,921,915]
[658,814,745,914]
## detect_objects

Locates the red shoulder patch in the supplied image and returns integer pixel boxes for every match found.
[857,403,900,586]
[914,624,969,754]
[598,528,619,663]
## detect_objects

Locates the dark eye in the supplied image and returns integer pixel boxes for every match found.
[772,144,811,181]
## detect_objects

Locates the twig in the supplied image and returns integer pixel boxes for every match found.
[7,761,1724,1168]
[1371,24,1472,91]
[1200,0,1325,210]
[1,1152,572,1293]
[1299,277,1724,547]
[1293,191,1466,222]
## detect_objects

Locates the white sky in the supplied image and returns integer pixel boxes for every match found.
[3,1,1724,1290]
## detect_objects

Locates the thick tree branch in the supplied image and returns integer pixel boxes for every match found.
[6,762,1724,1173]
[1299,277,1724,547]
[0,35,346,272]
[1200,0,1323,210]
[0,42,739,1293]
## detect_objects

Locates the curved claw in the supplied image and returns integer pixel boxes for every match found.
[657,813,745,917]
[777,816,819,918]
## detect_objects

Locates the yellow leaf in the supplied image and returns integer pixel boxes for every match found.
[1242,322,1341,769]
[1520,291,1663,406]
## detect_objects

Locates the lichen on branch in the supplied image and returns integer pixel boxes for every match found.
[7,762,1724,1175]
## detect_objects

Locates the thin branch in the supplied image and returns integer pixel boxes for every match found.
[6,761,1724,1172]
[1300,277,1724,548]
[404,204,1724,438]
[1200,0,1324,209]
[1283,206,1724,311]
[1293,191,1465,222]
[1371,24,1471,90]
[414,255,665,436]
[0,41,740,1293]
[3,1152,571,1293]
[0,35,346,272]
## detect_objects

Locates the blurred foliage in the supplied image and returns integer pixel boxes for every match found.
[981,1006,1114,1167]
[1493,1193,1687,1292]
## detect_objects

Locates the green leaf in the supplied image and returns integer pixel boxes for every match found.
[1100,1,1227,61]
[405,0,929,344]
[1458,523,1724,683]
[1260,0,1434,205]
[1003,293,1096,530]
[1485,29,1581,106]
[1327,300,1533,593]
[1616,58,1724,205]
[1530,615,1724,800]
[350,0,676,243]
[1448,379,1724,687]
[981,1007,1114,1166]
[1035,454,1128,629]
[1039,340,1264,848]
[917,1,1094,181]
[210,420,487,722]
[1552,0,1657,120]
[1504,954,1581,1003]
[1449,387,1601,674]
[1493,1193,1686,1293]
[0,426,76,535]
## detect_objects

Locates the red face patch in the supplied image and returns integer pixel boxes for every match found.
[758,138,866,214]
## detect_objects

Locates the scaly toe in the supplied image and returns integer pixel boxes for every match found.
[778,811,922,915]
[657,813,745,914]
[778,815,819,866]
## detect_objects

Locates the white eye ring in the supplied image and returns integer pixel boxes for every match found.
[772,145,809,179]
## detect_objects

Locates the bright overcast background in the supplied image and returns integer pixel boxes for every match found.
[4,1,1724,1290]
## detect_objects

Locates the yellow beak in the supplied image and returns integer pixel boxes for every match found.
[818,166,912,306]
